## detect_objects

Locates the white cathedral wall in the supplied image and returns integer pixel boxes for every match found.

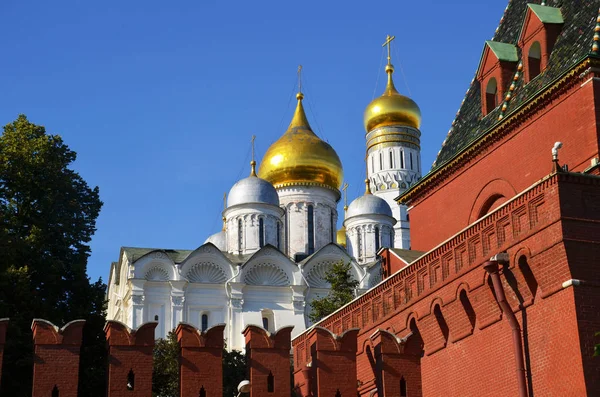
[277,186,339,259]
[107,244,373,350]
[345,216,395,264]
[225,205,283,254]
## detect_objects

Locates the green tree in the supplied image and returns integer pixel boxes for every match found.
[0,115,106,396]
[222,348,247,397]
[153,332,180,397]
[595,332,600,357]
[151,330,248,397]
[308,261,359,323]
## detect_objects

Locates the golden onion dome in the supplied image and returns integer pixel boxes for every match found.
[364,64,421,132]
[336,225,347,248]
[258,92,343,191]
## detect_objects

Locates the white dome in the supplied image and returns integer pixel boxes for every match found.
[346,194,393,219]
[204,230,226,251]
[227,176,279,208]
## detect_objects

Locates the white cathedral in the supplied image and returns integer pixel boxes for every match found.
[107,45,423,350]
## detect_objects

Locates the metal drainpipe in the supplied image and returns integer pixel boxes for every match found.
[483,259,528,397]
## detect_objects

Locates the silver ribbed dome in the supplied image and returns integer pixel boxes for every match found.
[227,175,279,208]
[346,194,393,219]
[204,231,226,251]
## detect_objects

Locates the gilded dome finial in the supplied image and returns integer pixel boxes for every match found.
[288,65,311,130]
[364,35,422,131]
[257,66,344,192]
[365,179,372,195]
[250,135,257,176]
[342,182,349,215]
[382,34,399,96]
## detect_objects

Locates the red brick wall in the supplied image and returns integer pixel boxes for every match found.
[371,329,422,397]
[293,327,359,397]
[243,325,293,397]
[0,319,8,391]
[105,321,157,397]
[409,76,600,252]
[293,173,600,396]
[176,323,225,397]
[31,319,85,397]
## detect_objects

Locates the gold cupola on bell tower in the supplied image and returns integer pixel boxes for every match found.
[364,35,422,132]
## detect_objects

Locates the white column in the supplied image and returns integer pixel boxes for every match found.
[130,295,144,328]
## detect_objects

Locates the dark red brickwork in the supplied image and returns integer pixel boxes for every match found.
[308,327,359,397]
[243,325,293,397]
[370,329,422,397]
[105,321,157,397]
[294,172,600,396]
[176,322,225,397]
[31,319,85,397]
[0,319,8,390]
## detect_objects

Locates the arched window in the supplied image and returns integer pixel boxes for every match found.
[261,309,274,332]
[434,305,449,344]
[379,152,383,170]
[459,290,476,329]
[410,152,414,170]
[154,315,159,322]
[519,255,538,300]
[528,41,541,81]
[331,211,335,242]
[400,377,407,396]
[52,385,59,397]
[199,386,206,397]
[238,219,243,252]
[389,151,394,168]
[259,218,265,248]
[127,369,135,390]
[400,150,405,168]
[371,155,375,173]
[375,227,380,252]
[307,205,315,254]
[267,371,274,393]
[201,314,208,332]
[485,78,498,114]
[276,222,281,250]
[357,229,363,259]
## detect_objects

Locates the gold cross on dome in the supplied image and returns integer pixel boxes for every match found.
[382,34,396,64]
[342,182,349,212]
[297,65,303,93]
[251,135,256,163]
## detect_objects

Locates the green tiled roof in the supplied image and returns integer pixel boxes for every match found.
[122,247,193,264]
[528,3,564,24]
[433,0,598,168]
[486,40,519,62]
[390,248,425,264]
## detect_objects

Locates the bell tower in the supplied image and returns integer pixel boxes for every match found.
[364,35,422,249]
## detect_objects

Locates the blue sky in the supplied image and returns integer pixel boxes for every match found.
[0,0,508,282]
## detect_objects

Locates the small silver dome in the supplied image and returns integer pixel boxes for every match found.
[346,194,393,219]
[204,230,226,251]
[227,176,279,208]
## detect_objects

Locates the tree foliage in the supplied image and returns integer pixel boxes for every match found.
[222,348,247,397]
[308,261,359,323]
[151,331,248,397]
[0,115,106,396]
[153,332,180,397]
